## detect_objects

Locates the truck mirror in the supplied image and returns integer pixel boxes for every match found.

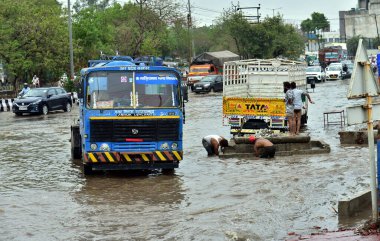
[77,79,84,99]
[181,85,188,102]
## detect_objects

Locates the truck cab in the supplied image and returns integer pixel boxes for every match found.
[187,64,218,90]
[71,62,188,175]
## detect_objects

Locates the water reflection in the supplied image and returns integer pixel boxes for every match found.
[68,174,186,240]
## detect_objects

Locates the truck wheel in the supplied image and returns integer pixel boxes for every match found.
[71,125,82,159]
[162,168,175,175]
[83,164,94,175]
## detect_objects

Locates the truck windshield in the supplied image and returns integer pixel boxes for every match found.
[86,71,180,109]
[325,52,339,59]
[190,67,209,73]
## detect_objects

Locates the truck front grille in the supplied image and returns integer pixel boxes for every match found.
[90,119,180,142]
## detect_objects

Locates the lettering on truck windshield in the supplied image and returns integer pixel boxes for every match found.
[86,71,180,109]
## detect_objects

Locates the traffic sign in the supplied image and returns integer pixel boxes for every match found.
[346,102,380,125]
[347,39,380,99]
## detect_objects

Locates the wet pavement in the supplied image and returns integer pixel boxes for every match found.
[0,79,375,240]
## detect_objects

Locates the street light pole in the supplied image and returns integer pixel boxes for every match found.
[68,0,74,80]
[267,7,282,17]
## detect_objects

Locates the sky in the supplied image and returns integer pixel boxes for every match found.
[61,0,359,31]
[189,0,358,31]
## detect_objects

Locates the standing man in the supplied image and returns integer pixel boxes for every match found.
[19,83,30,96]
[249,136,276,158]
[202,135,229,156]
[290,82,314,135]
[32,75,40,88]
[284,82,295,135]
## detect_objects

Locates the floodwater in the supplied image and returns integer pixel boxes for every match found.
[0,80,374,241]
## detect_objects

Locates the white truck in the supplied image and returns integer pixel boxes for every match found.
[222,59,307,136]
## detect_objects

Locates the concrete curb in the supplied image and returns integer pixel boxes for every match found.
[339,131,378,145]
[220,138,330,158]
[338,190,371,217]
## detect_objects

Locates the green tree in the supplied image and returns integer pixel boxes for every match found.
[311,12,329,49]
[301,18,313,50]
[220,12,303,59]
[347,36,361,58]
[301,12,329,50]
[0,0,69,89]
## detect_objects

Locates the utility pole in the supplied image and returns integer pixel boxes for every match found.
[268,7,282,17]
[237,4,261,23]
[187,0,192,64]
[373,14,380,45]
[68,0,74,80]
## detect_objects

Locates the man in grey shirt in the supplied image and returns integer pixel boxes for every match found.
[290,82,314,135]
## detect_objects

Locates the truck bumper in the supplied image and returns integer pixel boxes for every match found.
[83,151,182,170]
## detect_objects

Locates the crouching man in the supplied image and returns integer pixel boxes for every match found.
[249,136,276,158]
[202,135,229,156]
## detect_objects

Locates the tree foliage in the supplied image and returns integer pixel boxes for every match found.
[347,36,361,57]
[0,0,309,89]
[220,13,304,59]
[301,12,330,49]
[0,0,69,87]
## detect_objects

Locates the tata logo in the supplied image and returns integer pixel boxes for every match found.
[132,129,139,135]
[245,104,268,112]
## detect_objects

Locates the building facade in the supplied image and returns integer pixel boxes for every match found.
[342,0,380,40]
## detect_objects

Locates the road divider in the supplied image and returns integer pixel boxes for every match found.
[0,99,14,112]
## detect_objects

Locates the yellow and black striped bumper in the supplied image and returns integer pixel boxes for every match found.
[84,151,182,164]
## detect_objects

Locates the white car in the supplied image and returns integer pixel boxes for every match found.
[325,65,342,80]
[306,66,326,83]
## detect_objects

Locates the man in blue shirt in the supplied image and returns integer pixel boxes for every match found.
[19,83,30,96]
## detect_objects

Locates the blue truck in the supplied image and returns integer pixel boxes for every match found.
[70,61,188,174]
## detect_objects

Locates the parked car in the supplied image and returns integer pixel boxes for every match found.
[13,87,72,116]
[306,66,326,83]
[193,75,223,93]
[325,65,343,81]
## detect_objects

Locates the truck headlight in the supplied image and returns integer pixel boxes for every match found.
[171,143,178,150]
[99,143,110,151]
[160,142,169,150]
[90,143,98,150]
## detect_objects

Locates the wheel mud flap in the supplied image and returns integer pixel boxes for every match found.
[71,125,82,159]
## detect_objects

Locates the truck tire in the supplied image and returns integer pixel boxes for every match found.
[162,168,175,175]
[71,125,82,160]
[83,164,94,175]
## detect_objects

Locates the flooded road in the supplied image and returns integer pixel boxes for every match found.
[0,79,374,240]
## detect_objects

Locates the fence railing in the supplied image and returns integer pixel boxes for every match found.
[0,85,14,91]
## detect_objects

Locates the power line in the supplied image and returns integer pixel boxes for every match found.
[192,5,222,14]
[192,12,219,20]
